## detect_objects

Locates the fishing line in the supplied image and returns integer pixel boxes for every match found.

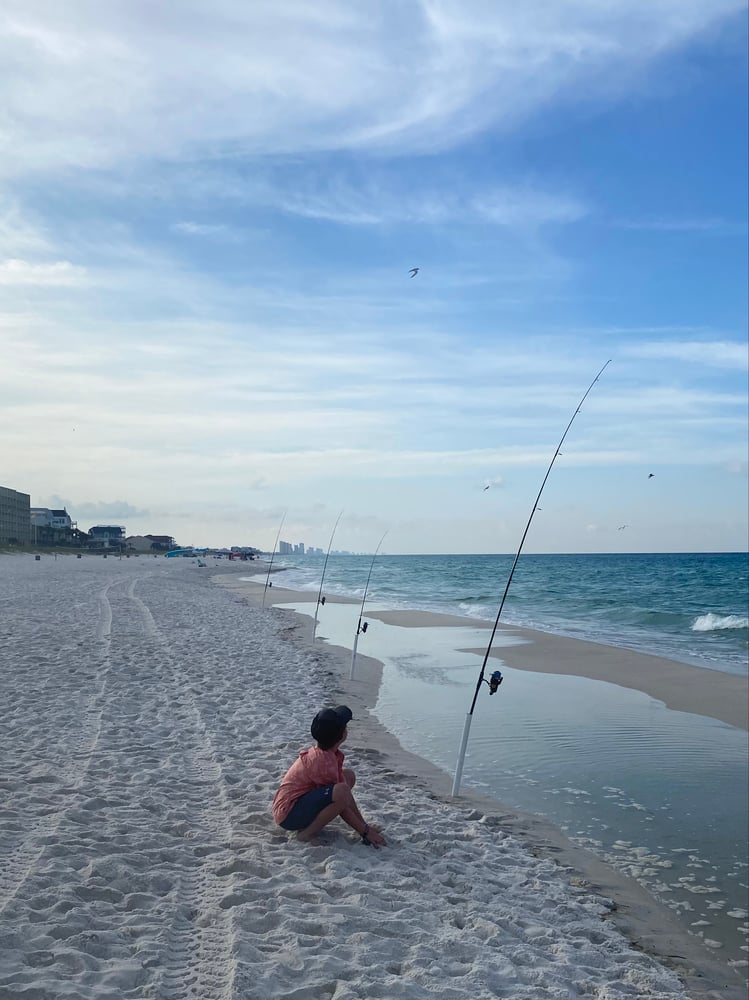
[261,511,286,608]
[312,510,344,641]
[350,531,388,680]
[452,360,611,796]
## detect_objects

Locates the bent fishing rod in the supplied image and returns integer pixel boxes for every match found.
[262,510,286,608]
[312,510,343,641]
[452,359,611,797]
[350,531,388,680]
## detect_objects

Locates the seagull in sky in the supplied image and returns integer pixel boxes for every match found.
[483,485,491,491]
[409,267,419,277]
[648,473,655,479]
[618,525,628,530]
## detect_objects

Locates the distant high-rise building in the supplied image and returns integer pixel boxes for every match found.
[279,540,293,554]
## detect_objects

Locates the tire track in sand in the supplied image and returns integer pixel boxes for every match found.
[125,576,238,1000]
[0,578,120,917]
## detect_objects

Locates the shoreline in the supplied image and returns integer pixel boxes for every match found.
[367,610,748,732]
[218,567,746,997]
[229,573,748,732]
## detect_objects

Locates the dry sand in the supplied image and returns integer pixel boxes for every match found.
[1,554,744,999]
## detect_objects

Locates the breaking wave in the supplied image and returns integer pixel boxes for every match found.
[691,613,749,632]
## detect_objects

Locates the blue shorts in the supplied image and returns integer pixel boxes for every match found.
[280,784,335,831]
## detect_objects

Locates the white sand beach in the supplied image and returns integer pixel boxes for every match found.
[0,554,744,999]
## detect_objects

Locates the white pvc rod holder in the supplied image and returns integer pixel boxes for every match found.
[452,713,473,797]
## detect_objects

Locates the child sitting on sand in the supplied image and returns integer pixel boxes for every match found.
[271,705,386,847]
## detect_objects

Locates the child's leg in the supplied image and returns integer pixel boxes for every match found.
[296,782,351,841]
[297,780,376,842]
[295,799,344,841]
[297,781,386,847]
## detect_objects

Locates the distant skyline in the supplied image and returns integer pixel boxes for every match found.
[1,2,747,554]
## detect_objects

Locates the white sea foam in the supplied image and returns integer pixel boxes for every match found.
[691,613,749,632]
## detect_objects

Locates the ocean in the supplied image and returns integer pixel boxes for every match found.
[258,551,749,972]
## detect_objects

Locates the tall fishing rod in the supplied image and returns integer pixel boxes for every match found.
[312,510,343,641]
[350,531,388,680]
[452,360,611,797]
[261,511,286,608]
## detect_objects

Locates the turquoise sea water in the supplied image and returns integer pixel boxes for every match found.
[269,551,749,675]
[258,551,749,974]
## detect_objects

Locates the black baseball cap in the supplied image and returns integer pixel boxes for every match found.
[311,705,353,749]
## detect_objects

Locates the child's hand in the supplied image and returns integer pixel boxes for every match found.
[362,824,386,847]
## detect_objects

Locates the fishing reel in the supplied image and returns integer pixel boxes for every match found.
[357,620,368,635]
[484,670,503,695]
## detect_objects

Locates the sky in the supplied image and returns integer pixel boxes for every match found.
[1,0,747,555]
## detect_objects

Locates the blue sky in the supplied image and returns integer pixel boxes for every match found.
[1,1,747,554]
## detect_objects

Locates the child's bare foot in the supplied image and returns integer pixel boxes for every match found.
[295,830,321,845]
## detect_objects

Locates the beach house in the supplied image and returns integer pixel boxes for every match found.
[87,525,126,551]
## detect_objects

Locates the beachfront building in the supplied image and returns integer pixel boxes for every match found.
[88,525,126,551]
[0,485,31,546]
[146,534,177,551]
[31,507,73,531]
[30,507,78,547]
[125,534,178,553]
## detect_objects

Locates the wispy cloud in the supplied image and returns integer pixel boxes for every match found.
[615,217,748,234]
[0,258,88,286]
[171,221,242,240]
[624,340,749,370]
[0,202,51,255]
[247,172,587,228]
[0,1,742,175]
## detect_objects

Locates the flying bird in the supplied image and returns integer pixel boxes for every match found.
[648,473,655,479]
[409,267,419,277]
[618,525,628,531]
[483,485,491,491]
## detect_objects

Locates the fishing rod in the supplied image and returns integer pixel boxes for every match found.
[350,531,388,680]
[261,510,286,608]
[312,510,343,641]
[452,360,611,797]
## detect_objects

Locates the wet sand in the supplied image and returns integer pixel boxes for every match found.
[238,577,748,731]
[366,609,748,731]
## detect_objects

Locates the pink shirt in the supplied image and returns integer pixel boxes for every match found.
[271,746,344,825]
